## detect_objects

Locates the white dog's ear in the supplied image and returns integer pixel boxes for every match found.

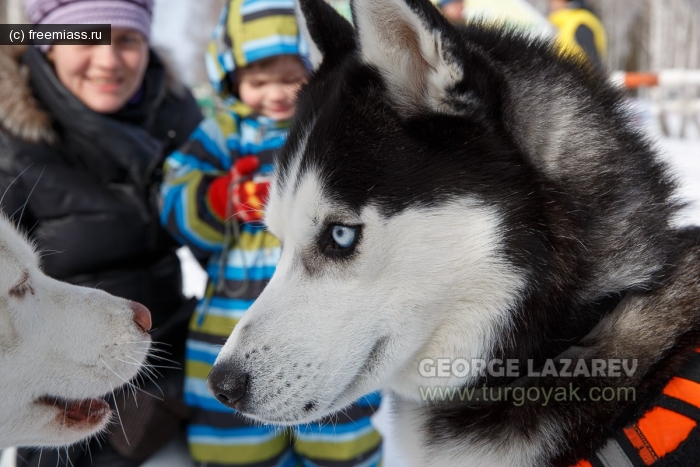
[296,0,356,71]
[352,0,467,116]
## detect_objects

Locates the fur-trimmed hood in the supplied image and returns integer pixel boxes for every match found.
[0,45,55,144]
[0,45,187,145]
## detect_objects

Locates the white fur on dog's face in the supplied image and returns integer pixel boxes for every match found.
[0,216,151,448]
[214,166,524,424]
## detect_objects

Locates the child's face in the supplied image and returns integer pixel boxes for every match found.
[238,55,308,121]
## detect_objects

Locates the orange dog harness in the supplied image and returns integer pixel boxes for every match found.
[573,350,700,467]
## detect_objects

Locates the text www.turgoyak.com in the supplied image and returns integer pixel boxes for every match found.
[420,384,636,406]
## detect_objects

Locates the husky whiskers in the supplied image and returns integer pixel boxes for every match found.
[0,214,152,448]
[207,0,700,465]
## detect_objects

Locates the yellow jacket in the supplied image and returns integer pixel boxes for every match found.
[549,7,607,64]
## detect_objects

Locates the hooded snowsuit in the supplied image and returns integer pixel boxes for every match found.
[159,1,383,466]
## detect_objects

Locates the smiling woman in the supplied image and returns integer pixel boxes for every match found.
[0,1,203,466]
[47,28,150,113]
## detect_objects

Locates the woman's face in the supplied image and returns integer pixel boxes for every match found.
[47,28,149,114]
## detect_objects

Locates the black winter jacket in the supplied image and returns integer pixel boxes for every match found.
[0,45,202,328]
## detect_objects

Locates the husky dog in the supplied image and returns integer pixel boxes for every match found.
[0,215,152,448]
[207,0,700,465]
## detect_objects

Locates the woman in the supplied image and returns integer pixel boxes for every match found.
[0,1,202,465]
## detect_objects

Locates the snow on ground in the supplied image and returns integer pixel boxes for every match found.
[661,139,700,224]
[661,136,700,225]
[633,99,700,226]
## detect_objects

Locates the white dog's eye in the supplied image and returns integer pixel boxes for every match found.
[10,272,34,299]
[332,226,356,248]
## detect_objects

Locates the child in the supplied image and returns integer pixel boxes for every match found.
[160,1,383,466]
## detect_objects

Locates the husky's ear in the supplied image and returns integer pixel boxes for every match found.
[296,0,356,71]
[352,0,471,116]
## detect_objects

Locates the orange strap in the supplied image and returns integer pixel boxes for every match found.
[623,405,696,465]
[621,376,700,465]
[572,349,700,466]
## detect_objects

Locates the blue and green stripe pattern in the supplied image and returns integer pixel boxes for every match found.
[161,109,383,466]
[159,1,382,462]
[161,111,384,466]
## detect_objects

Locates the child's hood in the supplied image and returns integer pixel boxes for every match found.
[206,0,310,109]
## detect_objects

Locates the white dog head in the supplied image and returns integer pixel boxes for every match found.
[0,215,152,448]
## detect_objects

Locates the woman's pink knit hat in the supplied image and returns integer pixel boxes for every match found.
[25,0,154,40]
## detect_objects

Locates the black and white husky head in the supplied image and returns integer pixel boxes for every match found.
[209,0,677,426]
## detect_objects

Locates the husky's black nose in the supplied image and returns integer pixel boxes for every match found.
[206,363,249,410]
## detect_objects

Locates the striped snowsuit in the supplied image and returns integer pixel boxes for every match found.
[160,1,382,466]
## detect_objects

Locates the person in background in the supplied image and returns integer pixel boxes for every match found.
[159,0,383,466]
[438,0,466,25]
[548,0,607,65]
[0,1,202,466]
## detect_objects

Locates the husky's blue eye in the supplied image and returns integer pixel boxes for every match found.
[321,224,362,257]
[331,226,356,249]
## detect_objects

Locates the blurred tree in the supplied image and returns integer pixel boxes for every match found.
[185,0,228,85]
[0,0,27,23]
[526,0,548,14]
[586,0,641,70]
[647,0,700,70]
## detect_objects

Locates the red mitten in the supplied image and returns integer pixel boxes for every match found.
[231,156,270,223]
[206,156,270,222]
[207,174,232,220]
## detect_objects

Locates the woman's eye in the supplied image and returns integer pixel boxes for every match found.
[117,34,142,46]
[331,225,357,249]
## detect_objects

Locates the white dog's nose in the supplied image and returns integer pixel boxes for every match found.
[130,301,152,333]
